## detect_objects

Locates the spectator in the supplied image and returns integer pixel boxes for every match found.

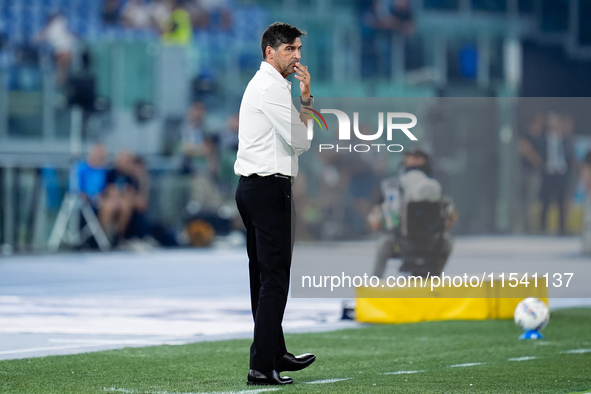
[562,113,578,229]
[540,112,574,235]
[180,101,218,176]
[75,144,117,249]
[121,0,154,30]
[125,156,179,247]
[123,155,152,242]
[151,0,173,29]
[196,0,234,31]
[581,151,591,254]
[130,156,150,215]
[101,150,138,243]
[357,0,413,79]
[386,0,415,36]
[357,0,383,78]
[102,0,122,26]
[517,112,545,232]
[185,0,210,30]
[581,150,591,255]
[582,151,591,195]
[215,113,239,194]
[160,0,193,46]
[76,144,108,208]
[218,113,239,153]
[34,12,76,86]
[180,102,222,210]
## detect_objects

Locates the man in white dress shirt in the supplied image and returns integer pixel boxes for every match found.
[234,22,316,386]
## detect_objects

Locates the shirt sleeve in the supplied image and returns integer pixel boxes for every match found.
[260,82,311,156]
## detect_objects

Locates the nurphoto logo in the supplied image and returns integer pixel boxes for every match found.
[304,108,418,153]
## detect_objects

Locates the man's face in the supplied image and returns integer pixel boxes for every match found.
[403,154,427,169]
[266,37,302,78]
[88,145,107,167]
[115,151,134,172]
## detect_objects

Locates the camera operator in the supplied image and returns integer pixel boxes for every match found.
[367,148,457,278]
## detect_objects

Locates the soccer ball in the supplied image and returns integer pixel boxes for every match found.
[514,297,550,332]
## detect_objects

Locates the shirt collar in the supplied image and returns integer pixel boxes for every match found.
[260,61,291,87]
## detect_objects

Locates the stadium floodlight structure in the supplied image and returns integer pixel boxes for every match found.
[47,106,110,252]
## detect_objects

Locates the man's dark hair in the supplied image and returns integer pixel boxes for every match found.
[261,22,306,59]
[404,148,430,162]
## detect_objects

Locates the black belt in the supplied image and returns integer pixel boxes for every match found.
[243,173,294,184]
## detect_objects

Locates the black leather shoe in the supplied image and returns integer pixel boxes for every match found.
[247,369,293,385]
[276,352,316,372]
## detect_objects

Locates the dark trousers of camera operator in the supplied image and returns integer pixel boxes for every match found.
[235,174,295,372]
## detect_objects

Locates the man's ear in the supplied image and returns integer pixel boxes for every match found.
[265,46,274,60]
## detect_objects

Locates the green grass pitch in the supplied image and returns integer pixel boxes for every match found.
[1,308,590,393]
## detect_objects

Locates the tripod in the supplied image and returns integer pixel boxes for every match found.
[47,106,110,252]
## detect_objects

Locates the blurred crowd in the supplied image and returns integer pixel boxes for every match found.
[357,0,414,78]
[107,0,232,32]
[10,0,236,90]
[13,0,418,92]
[103,0,234,37]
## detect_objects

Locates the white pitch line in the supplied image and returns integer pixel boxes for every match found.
[306,378,352,384]
[49,337,191,345]
[507,356,537,362]
[202,390,280,394]
[0,343,109,355]
[382,370,425,375]
[0,336,199,356]
[104,388,279,394]
[448,363,484,368]
[51,339,164,345]
[105,389,200,394]
[561,349,591,354]
[192,390,279,394]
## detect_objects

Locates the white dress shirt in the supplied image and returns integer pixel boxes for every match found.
[234,61,312,178]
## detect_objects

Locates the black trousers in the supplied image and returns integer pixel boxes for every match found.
[540,173,569,233]
[235,175,295,371]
